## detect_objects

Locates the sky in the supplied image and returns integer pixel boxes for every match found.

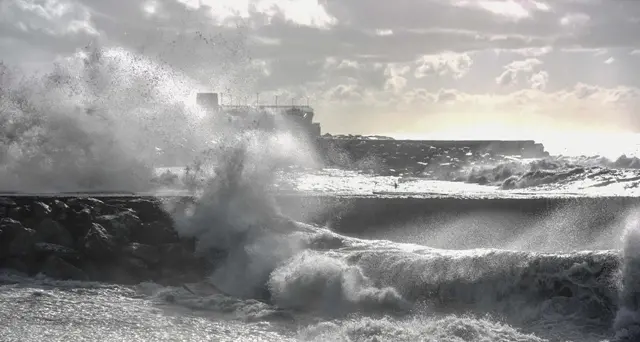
[2,0,640,143]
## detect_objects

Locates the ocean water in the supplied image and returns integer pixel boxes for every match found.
[3,46,640,342]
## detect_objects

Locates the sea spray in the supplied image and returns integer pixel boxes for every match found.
[0,45,217,192]
[614,210,640,340]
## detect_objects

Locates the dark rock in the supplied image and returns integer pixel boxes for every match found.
[131,220,178,245]
[158,243,195,268]
[0,197,16,206]
[65,208,93,238]
[51,200,70,221]
[95,211,140,242]
[123,243,162,265]
[0,218,25,237]
[112,257,155,283]
[82,223,118,261]
[1,219,37,258]
[122,199,171,223]
[34,218,74,248]
[1,258,30,274]
[32,201,52,220]
[7,205,30,223]
[39,255,87,280]
[67,198,118,216]
[0,197,15,217]
[34,243,80,261]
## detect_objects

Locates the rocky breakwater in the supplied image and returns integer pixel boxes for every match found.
[0,196,212,285]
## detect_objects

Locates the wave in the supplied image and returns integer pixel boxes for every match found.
[437,155,640,190]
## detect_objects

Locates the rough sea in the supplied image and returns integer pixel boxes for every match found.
[2,46,640,342]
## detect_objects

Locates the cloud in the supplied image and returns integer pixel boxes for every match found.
[3,0,640,139]
[495,58,546,89]
[414,52,473,79]
[559,13,590,28]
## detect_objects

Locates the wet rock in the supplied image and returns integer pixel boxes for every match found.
[32,202,52,221]
[115,257,155,283]
[34,243,81,261]
[158,243,196,268]
[39,255,87,280]
[1,258,30,274]
[124,243,162,265]
[0,219,37,258]
[82,223,118,261]
[67,198,118,216]
[65,208,94,239]
[34,218,74,248]
[122,199,172,223]
[95,211,140,242]
[51,200,70,222]
[0,197,15,217]
[7,205,30,223]
[131,220,178,245]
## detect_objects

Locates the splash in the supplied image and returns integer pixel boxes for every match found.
[0,45,220,192]
[614,210,640,340]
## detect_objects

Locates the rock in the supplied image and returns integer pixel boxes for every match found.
[33,243,80,261]
[7,205,30,223]
[131,220,178,245]
[121,199,172,223]
[158,243,195,268]
[0,197,16,206]
[0,197,15,217]
[66,208,94,237]
[0,219,37,258]
[123,243,162,265]
[1,258,30,274]
[0,218,25,237]
[39,255,87,280]
[82,223,118,261]
[67,198,118,216]
[34,218,74,248]
[51,200,70,222]
[109,257,155,284]
[95,211,140,242]
[7,227,37,258]
[32,202,52,220]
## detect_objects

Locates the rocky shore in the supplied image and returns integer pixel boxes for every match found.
[0,196,212,285]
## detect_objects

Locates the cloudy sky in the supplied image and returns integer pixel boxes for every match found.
[2,0,640,140]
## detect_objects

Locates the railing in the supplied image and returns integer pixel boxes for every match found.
[219,104,314,111]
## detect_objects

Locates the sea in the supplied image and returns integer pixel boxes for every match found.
[2,46,640,342]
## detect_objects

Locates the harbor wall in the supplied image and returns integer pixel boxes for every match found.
[316,138,548,173]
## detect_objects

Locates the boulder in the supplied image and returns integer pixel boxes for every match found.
[7,205,30,223]
[39,255,87,280]
[64,208,94,238]
[131,220,178,246]
[67,198,118,216]
[82,223,118,261]
[32,201,52,221]
[95,211,140,243]
[1,258,30,274]
[123,243,162,265]
[0,219,37,258]
[51,200,70,222]
[0,197,15,217]
[34,243,81,262]
[158,243,195,268]
[120,199,172,223]
[34,218,74,248]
